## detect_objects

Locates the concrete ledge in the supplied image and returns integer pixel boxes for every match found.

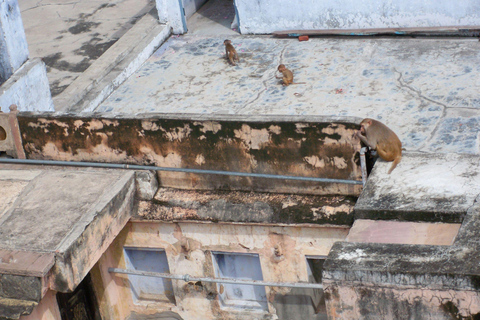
[137,188,357,225]
[53,11,171,113]
[51,170,136,292]
[346,219,461,246]
[354,152,480,223]
[0,251,54,278]
[0,58,53,113]
[0,166,136,294]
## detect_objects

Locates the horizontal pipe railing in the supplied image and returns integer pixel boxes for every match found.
[0,158,362,185]
[108,268,323,289]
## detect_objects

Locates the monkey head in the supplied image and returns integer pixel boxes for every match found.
[224,39,231,45]
[359,118,373,135]
[277,64,286,72]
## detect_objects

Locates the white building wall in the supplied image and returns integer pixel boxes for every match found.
[235,0,480,34]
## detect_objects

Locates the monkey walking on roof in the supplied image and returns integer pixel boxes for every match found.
[223,39,239,66]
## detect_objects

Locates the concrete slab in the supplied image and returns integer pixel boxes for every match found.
[346,219,461,246]
[0,250,54,277]
[0,169,41,221]
[0,165,135,291]
[355,152,480,223]
[94,36,480,156]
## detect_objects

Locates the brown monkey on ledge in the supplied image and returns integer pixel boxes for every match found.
[223,39,239,66]
[356,118,402,174]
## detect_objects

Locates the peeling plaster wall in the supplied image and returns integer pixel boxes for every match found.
[17,115,362,196]
[92,221,349,320]
[138,188,357,226]
[235,0,480,34]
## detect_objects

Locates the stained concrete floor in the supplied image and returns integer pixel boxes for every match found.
[19,0,156,97]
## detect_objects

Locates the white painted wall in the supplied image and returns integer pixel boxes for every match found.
[0,58,54,112]
[0,0,28,82]
[156,0,187,34]
[235,0,480,34]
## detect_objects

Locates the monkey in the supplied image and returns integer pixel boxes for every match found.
[223,39,239,65]
[356,118,402,174]
[276,64,305,86]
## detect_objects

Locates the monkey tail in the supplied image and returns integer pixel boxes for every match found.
[291,82,306,85]
[387,156,402,174]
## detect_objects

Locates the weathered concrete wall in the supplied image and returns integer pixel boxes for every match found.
[0,0,28,83]
[0,59,53,113]
[93,221,348,319]
[355,153,480,223]
[323,199,480,319]
[138,188,356,226]
[156,0,186,34]
[235,0,480,34]
[17,114,362,196]
[323,283,480,320]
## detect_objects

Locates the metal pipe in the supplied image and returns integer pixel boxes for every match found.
[360,147,368,186]
[0,158,362,185]
[108,268,323,289]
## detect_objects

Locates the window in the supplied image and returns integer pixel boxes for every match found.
[306,256,327,319]
[212,252,267,311]
[124,247,175,304]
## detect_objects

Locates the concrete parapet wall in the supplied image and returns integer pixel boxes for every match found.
[323,201,480,319]
[355,153,480,223]
[0,58,53,113]
[17,114,363,196]
[235,0,480,34]
[138,188,356,225]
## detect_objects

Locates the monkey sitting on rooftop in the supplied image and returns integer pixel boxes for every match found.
[356,118,402,174]
[276,64,305,86]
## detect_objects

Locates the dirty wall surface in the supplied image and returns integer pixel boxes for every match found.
[17,115,362,195]
[95,36,480,155]
[92,221,348,320]
[234,0,480,34]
